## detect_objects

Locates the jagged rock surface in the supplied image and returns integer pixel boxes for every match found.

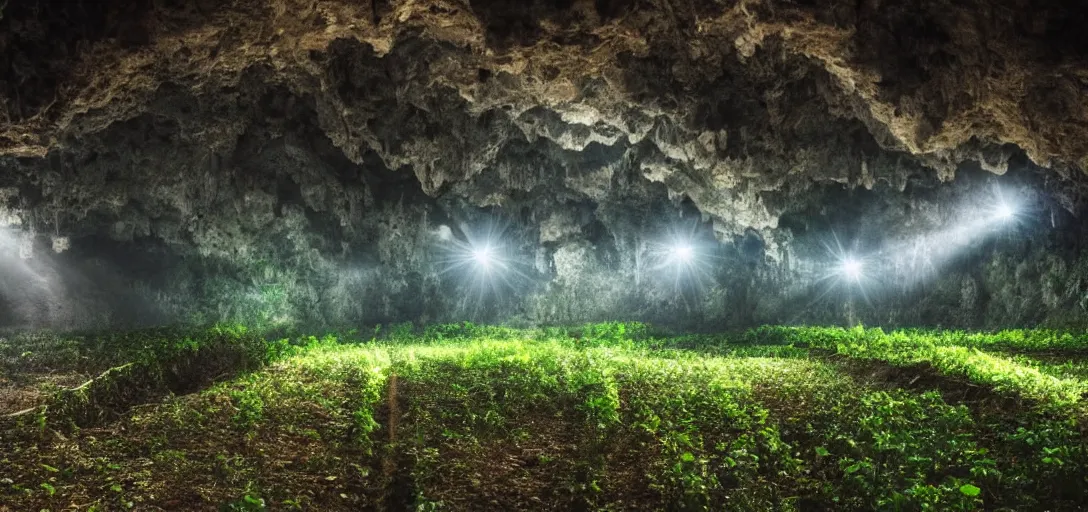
[1,0,1087,329]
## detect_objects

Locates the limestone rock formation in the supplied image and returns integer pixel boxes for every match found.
[0,0,1087,329]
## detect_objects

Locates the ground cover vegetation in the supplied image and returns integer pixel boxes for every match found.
[1,323,1087,510]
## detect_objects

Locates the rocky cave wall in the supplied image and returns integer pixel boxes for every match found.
[1,0,1088,330]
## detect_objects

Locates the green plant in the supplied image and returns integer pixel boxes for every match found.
[5,324,1088,510]
[229,386,265,430]
[220,494,266,511]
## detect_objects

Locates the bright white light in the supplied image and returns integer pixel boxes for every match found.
[436,222,530,312]
[994,203,1015,222]
[645,225,718,298]
[472,246,493,268]
[474,247,496,270]
[841,258,863,281]
[671,244,694,263]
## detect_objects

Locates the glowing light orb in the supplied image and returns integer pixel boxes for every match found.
[472,246,493,268]
[645,227,717,297]
[671,244,694,263]
[994,203,1015,222]
[841,258,863,281]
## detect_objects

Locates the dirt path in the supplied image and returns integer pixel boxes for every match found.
[381,373,413,511]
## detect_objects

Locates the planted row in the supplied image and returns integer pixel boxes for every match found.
[743,325,1088,353]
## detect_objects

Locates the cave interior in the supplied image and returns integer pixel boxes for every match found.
[2,0,1088,509]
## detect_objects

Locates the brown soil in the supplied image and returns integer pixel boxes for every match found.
[0,371,89,415]
[814,349,1025,413]
[811,350,1088,436]
[380,372,413,511]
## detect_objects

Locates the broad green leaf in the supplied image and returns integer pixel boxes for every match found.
[959,484,981,497]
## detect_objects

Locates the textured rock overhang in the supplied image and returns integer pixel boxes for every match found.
[0,0,1087,329]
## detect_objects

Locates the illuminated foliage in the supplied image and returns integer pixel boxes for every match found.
[1,324,1087,510]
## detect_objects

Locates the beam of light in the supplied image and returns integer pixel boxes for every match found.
[882,186,1025,290]
[798,185,1027,317]
[0,227,61,327]
[782,185,1030,326]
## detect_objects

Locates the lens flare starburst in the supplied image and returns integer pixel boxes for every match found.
[436,221,531,316]
[841,257,863,281]
[471,246,494,270]
[994,202,1015,222]
[642,223,721,300]
[669,244,695,265]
